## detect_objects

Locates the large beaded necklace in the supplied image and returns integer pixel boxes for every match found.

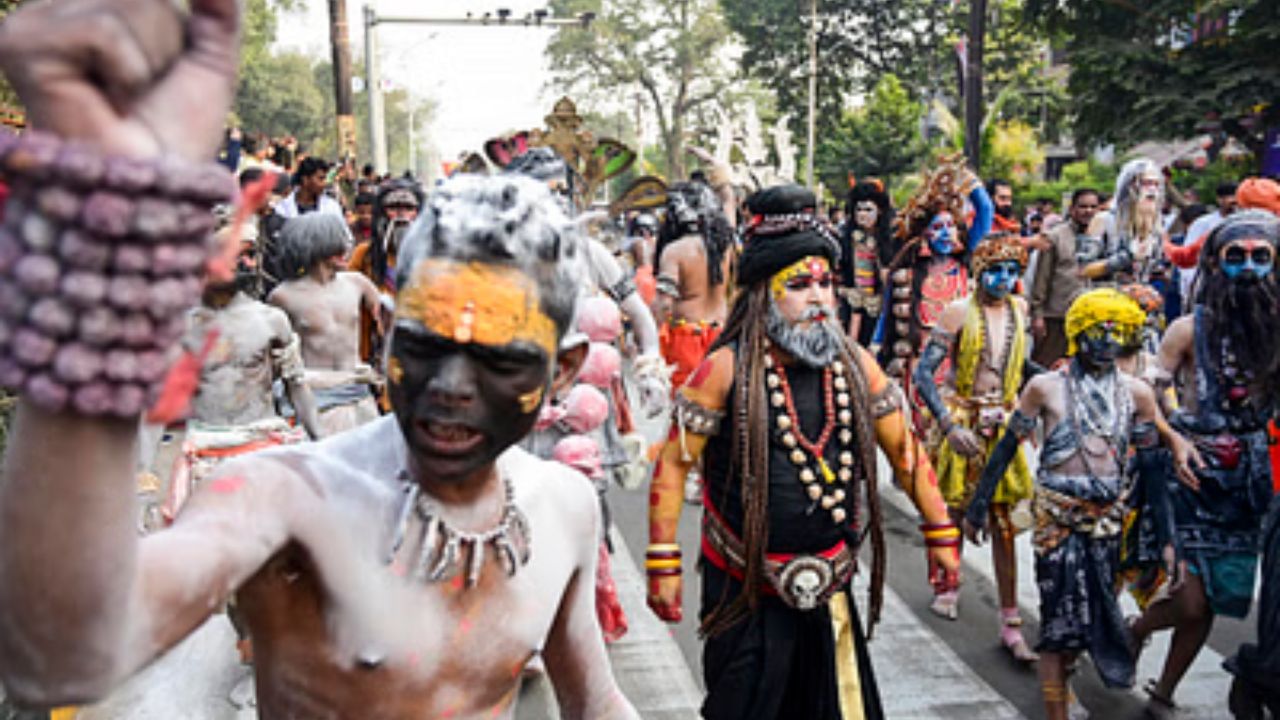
[763,348,857,524]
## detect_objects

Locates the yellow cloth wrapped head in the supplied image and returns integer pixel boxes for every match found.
[1064,288,1146,356]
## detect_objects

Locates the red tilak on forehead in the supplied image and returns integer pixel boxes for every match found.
[808,257,826,276]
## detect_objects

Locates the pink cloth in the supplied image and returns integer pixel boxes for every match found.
[578,342,621,389]
[577,296,623,343]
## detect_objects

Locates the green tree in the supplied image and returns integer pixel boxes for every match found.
[545,0,737,178]
[813,74,927,192]
[1023,0,1279,159]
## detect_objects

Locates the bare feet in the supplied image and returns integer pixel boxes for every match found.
[930,589,959,620]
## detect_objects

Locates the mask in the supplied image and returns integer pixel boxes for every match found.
[980,261,1021,299]
[925,212,957,255]
[854,201,878,231]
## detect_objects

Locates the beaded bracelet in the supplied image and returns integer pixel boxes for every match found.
[0,131,234,417]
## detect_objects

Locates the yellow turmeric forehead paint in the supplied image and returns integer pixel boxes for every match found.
[397,259,558,356]
[770,256,831,300]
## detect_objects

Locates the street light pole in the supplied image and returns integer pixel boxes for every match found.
[363,4,387,175]
[806,0,817,192]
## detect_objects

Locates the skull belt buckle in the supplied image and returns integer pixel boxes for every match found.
[776,555,835,611]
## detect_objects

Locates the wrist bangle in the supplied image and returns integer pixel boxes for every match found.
[644,557,683,571]
[925,536,962,548]
[919,521,957,532]
[0,131,233,417]
[646,567,682,577]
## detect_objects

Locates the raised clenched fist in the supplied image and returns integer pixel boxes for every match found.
[0,0,240,162]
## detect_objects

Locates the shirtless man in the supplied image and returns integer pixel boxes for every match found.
[0,3,637,713]
[652,180,735,392]
[269,213,384,434]
[964,289,1200,720]
[160,223,323,520]
[911,233,1037,656]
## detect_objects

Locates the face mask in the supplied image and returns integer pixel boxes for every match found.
[980,261,1021,299]
[926,212,956,255]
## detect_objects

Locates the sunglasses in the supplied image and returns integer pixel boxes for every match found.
[1221,240,1275,267]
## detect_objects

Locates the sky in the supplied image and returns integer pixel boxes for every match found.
[276,0,567,170]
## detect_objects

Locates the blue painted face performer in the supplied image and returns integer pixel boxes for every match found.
[647,185,961,720]
[1132,210,1280,719]
[910,233,1039,657]
[963,289,1201,720]
[879,156,993,429]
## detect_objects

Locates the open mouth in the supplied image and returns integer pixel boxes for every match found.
[417,420,485,455]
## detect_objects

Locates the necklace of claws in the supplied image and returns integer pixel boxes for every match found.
[384,470,532,588]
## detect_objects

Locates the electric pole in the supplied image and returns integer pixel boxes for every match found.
[964,0,987,171]
[329,0,357,161]
[364,4,387,174]
[805,0,818,193]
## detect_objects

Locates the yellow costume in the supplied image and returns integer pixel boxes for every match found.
[933,297,1034,509]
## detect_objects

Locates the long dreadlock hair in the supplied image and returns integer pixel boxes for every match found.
[370,178,425,286]
[699,284,887,639]
[656,180,733,287]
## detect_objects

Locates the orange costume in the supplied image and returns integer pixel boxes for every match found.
[659,319,721,392]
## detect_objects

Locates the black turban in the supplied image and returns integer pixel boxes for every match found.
[737,184,841,287]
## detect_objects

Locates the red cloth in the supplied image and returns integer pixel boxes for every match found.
[1270,419,1280,495]
[660,321,722,392]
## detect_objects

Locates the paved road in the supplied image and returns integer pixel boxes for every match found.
[608,444,1251,719]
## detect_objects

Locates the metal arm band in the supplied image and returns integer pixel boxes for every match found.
[674,392,725,436]
[605,276,637,303]
[869,381,903,419]
[656,275,679,298]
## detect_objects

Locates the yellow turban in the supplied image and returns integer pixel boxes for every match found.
[1064,288,1146,356]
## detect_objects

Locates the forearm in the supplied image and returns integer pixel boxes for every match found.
[967,184,994,250]
[648,435,698,544]
[964,423,1024,527]
[287,381,323,439]
[620,292,661,358]
[911,337,952,431]
[0,403,142,701]
[873,400,950,525]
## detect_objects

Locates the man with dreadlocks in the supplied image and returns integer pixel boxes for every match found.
[838,180,894,345]
[269,213,385,434]
[880,157,993,423]
[646,185,960,720]
[348,178,422,365]
[964,289,1200,720]
[653,179,735,392]
[911,232,1037,657]
[1130,210,1280,719]
[1083,158,1169,286]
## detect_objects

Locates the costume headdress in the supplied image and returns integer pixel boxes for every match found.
[737,185,840,287]
[970,232,1027,276]
[1064,288,1146,356]
[893,154,978,244]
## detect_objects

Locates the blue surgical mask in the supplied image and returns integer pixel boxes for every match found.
[980,261,1021,299]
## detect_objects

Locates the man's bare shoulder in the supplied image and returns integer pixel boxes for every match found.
[1164,315,1194,345]
[503,446,598,530]
[232,415,405,505]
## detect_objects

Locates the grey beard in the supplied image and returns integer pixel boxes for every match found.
[765,301,842,368]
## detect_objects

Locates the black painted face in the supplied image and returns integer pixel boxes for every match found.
[388,323,552,484]
[1076,322,1131,371]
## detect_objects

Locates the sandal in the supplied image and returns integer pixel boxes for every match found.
[1000,615,1039,663]
[930,589,959,620]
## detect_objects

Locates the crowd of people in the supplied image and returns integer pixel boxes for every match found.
[0,1,1279,720]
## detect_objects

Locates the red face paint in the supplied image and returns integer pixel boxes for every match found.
[653,459,665,478]
[209,476,245,495]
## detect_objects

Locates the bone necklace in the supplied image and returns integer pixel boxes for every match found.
[384,470,531,588]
